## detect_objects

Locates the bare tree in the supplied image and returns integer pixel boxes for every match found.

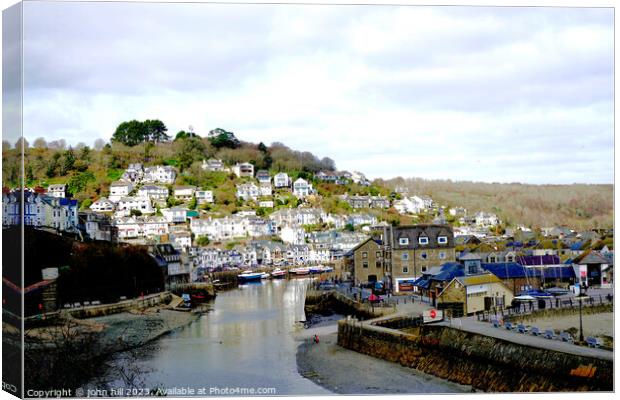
[33,137,48,149]
[93,138,106,151]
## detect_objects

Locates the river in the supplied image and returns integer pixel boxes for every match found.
[91,278,463,396]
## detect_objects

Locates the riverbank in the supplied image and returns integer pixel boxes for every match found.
[295,320,471,394]
[92,307,202,352]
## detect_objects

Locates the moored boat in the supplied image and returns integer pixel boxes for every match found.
[261,272,270,279]
[291,267,310,275]
[309,266,324,274]
[238,270,263,283]
[271,268,287,278]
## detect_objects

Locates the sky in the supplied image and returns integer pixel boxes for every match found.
[16,1,614,184]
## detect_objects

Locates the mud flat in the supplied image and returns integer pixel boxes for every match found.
[295,321,471,394]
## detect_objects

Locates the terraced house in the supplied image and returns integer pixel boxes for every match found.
[389,225,456,291]
[350,224,456,292]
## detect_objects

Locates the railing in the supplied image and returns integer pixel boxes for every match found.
[476,294,613,322]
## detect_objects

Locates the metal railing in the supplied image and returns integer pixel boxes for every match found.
[476,294,613,322]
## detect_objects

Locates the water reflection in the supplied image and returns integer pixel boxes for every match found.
[104,278,329,395]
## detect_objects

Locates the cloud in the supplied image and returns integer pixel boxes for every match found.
[20,2,613,184]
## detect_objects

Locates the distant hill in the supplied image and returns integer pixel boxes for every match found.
[379,177,613,230]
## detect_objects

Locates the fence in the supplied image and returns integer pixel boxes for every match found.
[476,294,613,322]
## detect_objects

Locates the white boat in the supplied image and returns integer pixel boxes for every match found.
[271,268,287,278]
[291,267,310,275]
[261,272,270,279]
[238,270,263,282]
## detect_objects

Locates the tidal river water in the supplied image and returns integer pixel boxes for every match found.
[93,278,461,396]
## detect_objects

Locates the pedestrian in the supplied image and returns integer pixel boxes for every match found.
[314,334,320,344]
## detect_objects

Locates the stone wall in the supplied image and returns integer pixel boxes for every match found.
[305,290,394,320]
[337,319,612,392]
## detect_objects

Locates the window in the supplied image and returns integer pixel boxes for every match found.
[362,251,368,259]
[403,267,409,273]
[401,252,409,260]
[421,266,427,272]
[438,236,448,244]
[439,251,446,260]
[420,252,427,259]
[363,261,368,269]
[399,237,409,245]
[376,251,382,258]
[376,261,382,268]
[419,236,429,245]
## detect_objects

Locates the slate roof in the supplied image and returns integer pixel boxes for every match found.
[482,263,541,279]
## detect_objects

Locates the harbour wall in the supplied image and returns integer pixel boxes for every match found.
[337,318,613,392]
[305,290,395,320]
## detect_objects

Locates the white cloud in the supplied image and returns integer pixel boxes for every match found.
[20,2,613,184]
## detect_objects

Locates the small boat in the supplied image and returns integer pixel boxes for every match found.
[518,289,553,299]
[191,293,207,302]
[545,287,570,296]
[238,270,263,283]
[513,294,536,301]
[309,266,324,274]
[322,266,334,273]
[261,272,270,279]
[271,268,287,278]
[292,267,310,275]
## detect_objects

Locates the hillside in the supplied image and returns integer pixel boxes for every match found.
[3,123,613,231]
[380,177,613,230]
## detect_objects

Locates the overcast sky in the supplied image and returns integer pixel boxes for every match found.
[20,2,613,184]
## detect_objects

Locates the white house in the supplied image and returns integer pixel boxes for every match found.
[116,196,155,215]
[280,225,305,245]
[195,190,214,204]
[47,184,67,198]
[162,207,188,223]
[109,181,134,202]
[141,216,169,237]
[90,197,116,213]
[236,183,260,201]
[274,172,290,188]
[143,165,176,184]
[121,163,144,183]
[259,200,274,208]
[174,186,196,201]
[171,231,192,250]
[475,211,500,227]
[293,178,312,198]
[255,170,271,185]
[114,217,142,240]
[270,208,326,228]
[138,185,168,202]
[232,162,254,178]
[201,159,226,172]
[259,184,272,197]
[394,198,423,214]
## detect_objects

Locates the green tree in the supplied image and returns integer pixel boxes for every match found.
[188,196,197,210]
[344,223,355,232]
[258,142,268,153]
[130,209,143,217]
[174,130,200,141]
[196,236,210,246]
[67,171,95,196]
[112,120,149,146]
[144,119,170,142]
[176,137,206,171]
[208,128,240,149]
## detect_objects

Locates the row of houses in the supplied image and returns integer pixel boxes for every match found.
[120,163,177,185]
[2,189,78,232]
[342,194,390,209]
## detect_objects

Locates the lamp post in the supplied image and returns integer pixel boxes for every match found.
[578,294,584,343]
